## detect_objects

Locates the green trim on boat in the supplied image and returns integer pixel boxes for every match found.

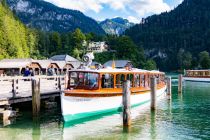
[64,99,150,122]
[63,90,165,125]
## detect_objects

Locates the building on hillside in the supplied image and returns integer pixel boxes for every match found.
[87,41,108,53]
[0,59,42,76]
[103,60,132,69]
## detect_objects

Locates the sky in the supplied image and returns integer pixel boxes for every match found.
[43,0,183,23]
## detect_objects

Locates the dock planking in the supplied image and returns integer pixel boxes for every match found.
[0,76,65,106]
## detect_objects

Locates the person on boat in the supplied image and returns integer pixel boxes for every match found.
[89,75,98,88]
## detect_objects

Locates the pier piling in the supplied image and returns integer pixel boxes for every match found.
[150,77,157,110]
[178,74,183,94]
[167,77,172,100]
[32,78,40,117]
[122,80,131,127]
[58,77,61,93]
[12,79,18,98]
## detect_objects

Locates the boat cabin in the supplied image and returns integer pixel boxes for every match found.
[185,70,210,77]
[66,69,165,93]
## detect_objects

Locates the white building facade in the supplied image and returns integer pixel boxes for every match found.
[87,41,108,53]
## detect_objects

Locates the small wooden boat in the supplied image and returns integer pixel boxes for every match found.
[183,70,210,82]
[61,67,166,122]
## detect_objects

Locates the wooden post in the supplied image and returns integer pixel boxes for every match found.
[122,80,131,127]
[32,78,40,117]
[58,76,61,93]
[167,77,172,100]
[55,77,58,89]
[150,77,156,110]
[12,79,18,98]
[178,74,182,94]
[12,79,16,98]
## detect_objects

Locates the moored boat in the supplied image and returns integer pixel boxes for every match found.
[61,67,166,122]
[183,70,210,82]
[61,53,167,122]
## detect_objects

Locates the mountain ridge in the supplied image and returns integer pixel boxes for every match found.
[100,17,135,35]
[6,0,105,34]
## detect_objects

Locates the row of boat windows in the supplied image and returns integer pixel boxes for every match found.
[69,72,164,89]
[101,74,163,88]
[186,71,210,76]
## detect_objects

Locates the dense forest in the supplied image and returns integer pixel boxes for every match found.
[125,0,210,71]
[36,29,156,70]
[0,0,38,59]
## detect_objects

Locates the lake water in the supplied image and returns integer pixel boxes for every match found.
[0,79,210,140]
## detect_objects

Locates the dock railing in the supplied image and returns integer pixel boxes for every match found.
[0,75,66,100]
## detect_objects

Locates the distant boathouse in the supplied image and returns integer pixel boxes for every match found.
[0,55,81,76]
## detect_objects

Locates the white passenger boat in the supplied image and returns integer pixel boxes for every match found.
[61,53,167,122]
[183,70,210,82]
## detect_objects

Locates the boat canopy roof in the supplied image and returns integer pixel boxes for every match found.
[186,70,210,72]
[69,67,164,74]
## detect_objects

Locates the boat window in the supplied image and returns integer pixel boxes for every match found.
[70,72,78,86]
[69,72,99,89]
[84,73,99,89]
[134,74,140,87]
[101,74,114,88]
[127,74,134,87]
[140,75,145,87]
[116,74,125,88]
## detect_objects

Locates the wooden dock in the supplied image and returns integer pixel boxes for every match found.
[0,76,65,106]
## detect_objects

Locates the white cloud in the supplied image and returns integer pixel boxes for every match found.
[44,0,103,13]
[127,16,139,23]
[44,0,171,17]
[100,0,130,10]
[129,0,170,17]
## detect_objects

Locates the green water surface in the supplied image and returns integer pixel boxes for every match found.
[0,80,209,140]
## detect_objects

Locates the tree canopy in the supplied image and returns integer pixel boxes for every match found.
[0,2,38,59]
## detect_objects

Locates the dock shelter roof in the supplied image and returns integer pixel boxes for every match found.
[50,55,79,62]
[34,60,51,69]
[53,61,74,69]
[50,55,81,69]
[0,58,41,69]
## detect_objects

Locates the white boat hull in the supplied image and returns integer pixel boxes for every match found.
[61,86,167,122]
[183,77,210,82]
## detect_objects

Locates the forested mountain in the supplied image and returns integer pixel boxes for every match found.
[100,17,134,35]
[125,0,210,71]
[6,0,105,34]
[0,0,38,59]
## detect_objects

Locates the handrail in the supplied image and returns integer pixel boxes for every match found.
[0,75,65,80]
[0,75,66,99]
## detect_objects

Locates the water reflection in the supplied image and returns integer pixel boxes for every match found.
[32,117,40,140]
[0,80,210,140]
[150,110,156,140]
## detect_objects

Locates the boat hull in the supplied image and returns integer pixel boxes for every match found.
[183,77,210,82]
[61,86,167,122]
